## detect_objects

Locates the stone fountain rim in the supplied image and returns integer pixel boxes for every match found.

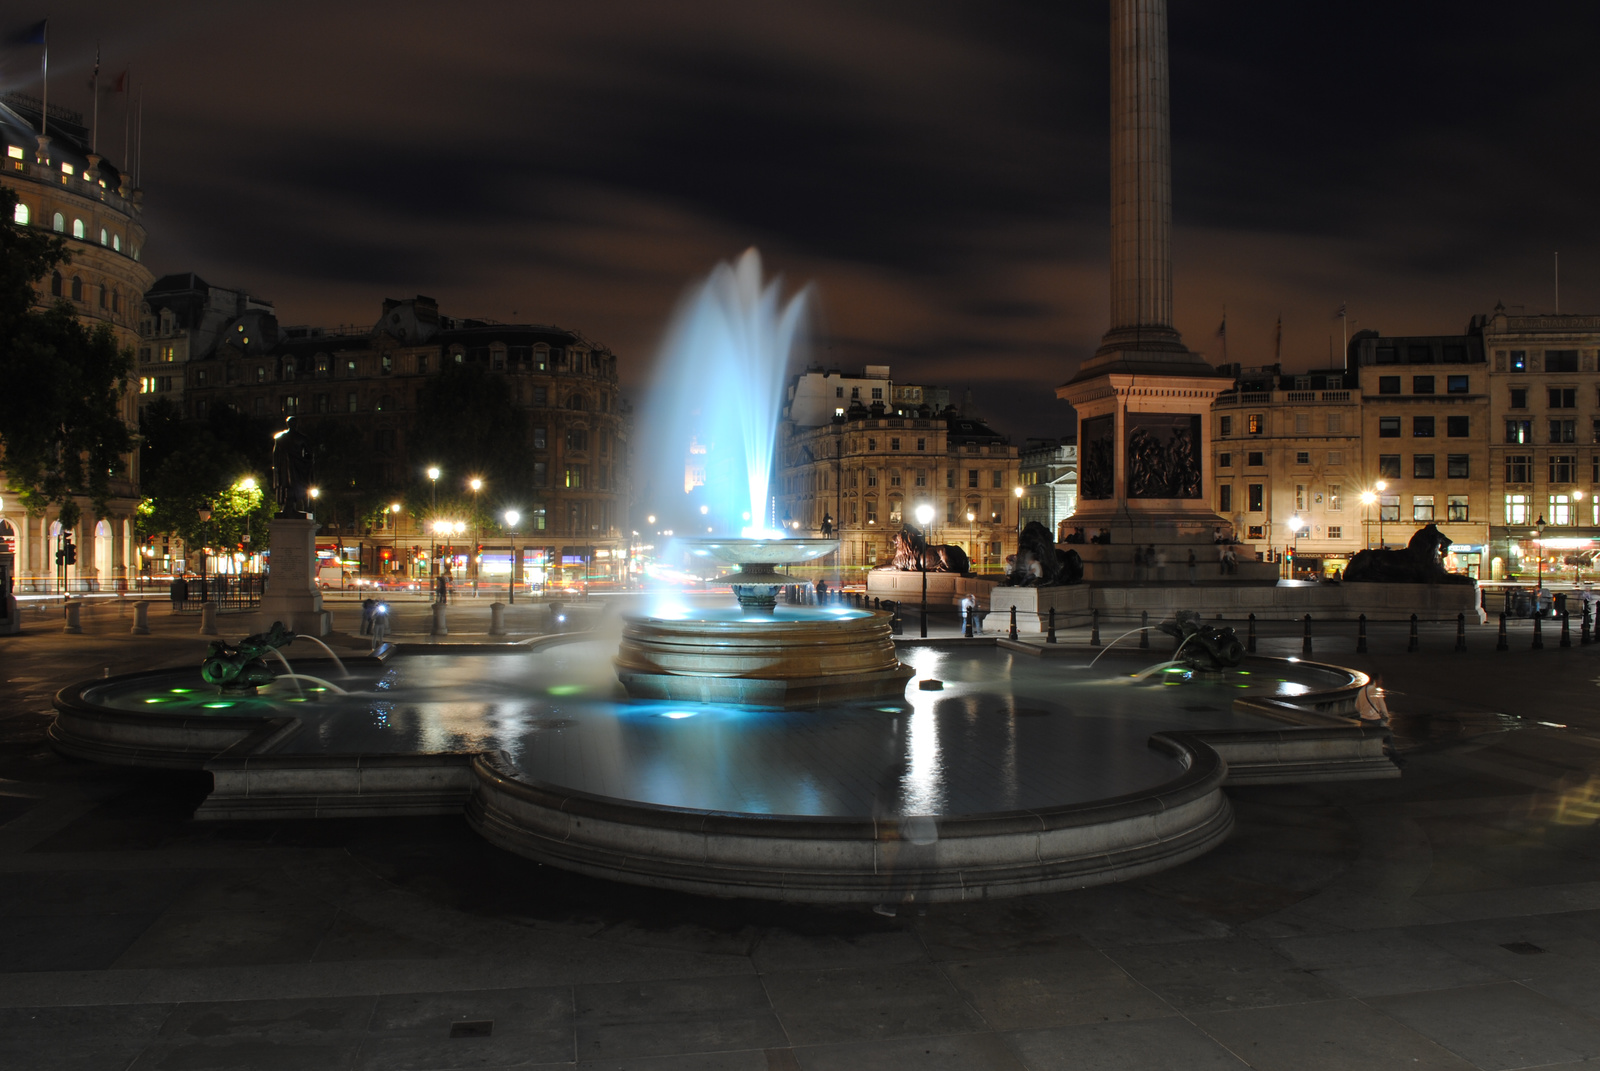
[680,537,840,566]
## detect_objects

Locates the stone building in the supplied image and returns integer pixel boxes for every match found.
[1018,438,1078,540]
[1348,331,1491,574]
[1481,307,1600,580]
[180,295,632,586]
[777,368,1019,572]
[1211,366,1363,573]
[137,273,272,417]
[0,94,152,589]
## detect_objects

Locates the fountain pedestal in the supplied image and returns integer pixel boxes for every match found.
[257,516,330,637]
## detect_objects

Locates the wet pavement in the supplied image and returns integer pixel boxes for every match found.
[4,597,1600,1069]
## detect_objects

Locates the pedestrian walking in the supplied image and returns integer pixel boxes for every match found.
[360,597,376,635]
[169,574,188,614]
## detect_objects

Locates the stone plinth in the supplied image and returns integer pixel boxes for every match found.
[865,570,998,608]
[257,516,330,637]
[988,586,1092,632]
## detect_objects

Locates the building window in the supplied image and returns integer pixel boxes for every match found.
[111,289,120,312]
[1550,387,1578,408]
[69,275,81,301]
[1447,375,1469,393]
[347,392,358,412]
[1506,419,1531,444]
[1248,524,1265,540]
[1247,451,1264,467]
[1328,526,1342,539]
[71,218,85,239]
[851,387,860,400]
[1219,415,1232,436]
[112,234,121,252]
[533,462,547,486]
[890,438,900,451]
[966,469,977,488]
[890,470,902,487]
[1552,420,1577,443]
[1295,484,1307,510]
[1379,376,1400,394]
[1510,387,1527,408]
[1219,484,1232,512]
[1413,495,1435,522]
[1446,416,1469,437]
[1413,416,1434,437]
[1218,452,1232,468]
[1447,495,1469,522]
[945,469,954,488]
[1247,414,1263,435]
[1550,494,1574,525]
[1378,454,1401,479]
[865,501,877,524]
[346,359,357,376]
[49,271,60,296]
[52,211,64,232]
[565,466,584,489]
[1326,413,1343,433]
[1506,493,1530,525]
[835,386,843,398]
[916,438,926,451]
[1328,450,1343,465]
[1296,451,1310,465]
[1551,455,1577,483]
[1413,376,1435,394]
[254,397,266,416]
[11,201,26,225]
[1295,413,1311,434]
[1328,485,1342,511]
[567,428,588,451]
[871,387,883,401]
[1248,484,1263,512]
[914,469,927,487]
[1548,350,1580,373]
[1510,350,1527,371]
[1447,454,1469,479]
[1506,455,1532,484]
[1379,417,1400,438]
[867,470,878,487]
[315,393,328,414]
[99,226,108,246]
[1413,455,1435,479]
[1380,494,1400,522]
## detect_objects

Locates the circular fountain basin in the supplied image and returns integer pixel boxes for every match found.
[615,606,912,706]
[51,642,1376,903]
[681,537,838,565]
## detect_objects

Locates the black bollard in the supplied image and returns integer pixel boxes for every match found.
[1585,603,1593,646]
[1139,609,1150,649]
[1561,610,1572,649]
[1497,611,1509,651]
[1008,605,1019,641]
[1455,612,1467,652]
[1533,612,1544,650]
[1557,592,1569,618]
[1356,613,1368,654]
[874,597,881,610]
[1246,613,1257,654]
[1047,606,1057,644]
[1090,608,1101,647]
[1407,613,1419,653]
[1302,613,1313,657]
[963,603,974,638]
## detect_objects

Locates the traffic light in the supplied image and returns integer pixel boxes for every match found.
[54,548,64,566]
[62,540,77,565]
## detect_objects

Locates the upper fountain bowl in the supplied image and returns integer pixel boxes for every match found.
[682,538,838,566]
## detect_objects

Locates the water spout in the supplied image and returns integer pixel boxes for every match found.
[1087,627,1155,668]
[295,635,349,677]
[270,673,349,695]
[269,649,302,695]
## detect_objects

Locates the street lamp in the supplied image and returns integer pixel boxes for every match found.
[915,502,935,638]
[426,467,441,578]
[1014,485,1024,538]
[1359,490,1377,550]
[469,478,483,594]
[504,509,520,604]
[1374,479,1388,549]
[966,509,977,571]
[1534,513,1546,593]
[1287,515,1306,579]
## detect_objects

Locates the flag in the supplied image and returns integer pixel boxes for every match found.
[1274,314,1283,360]
[1333,302,1347,320]
[3,19,46,46]
[111,69,127,93]
[1215,315,1227,340]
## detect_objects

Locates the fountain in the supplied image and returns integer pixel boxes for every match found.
[616,251,913,706]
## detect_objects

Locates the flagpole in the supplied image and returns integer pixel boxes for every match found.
[123,69,131,180]
[39,21,48,142]
[91,45,100,155]
[135,90,142,187]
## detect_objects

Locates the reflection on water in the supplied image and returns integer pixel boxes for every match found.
[86,642,1352,820]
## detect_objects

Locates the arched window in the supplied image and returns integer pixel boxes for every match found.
[111,290,120,312]
[49,271,61,297]
[568,394,586,411]
[71,218,85,239]
[70,276,83,301]
[11,202,27,225]
[52,211,64,232]
[99,227,108,245]
[112,233,121,252]
[98,285,107,309]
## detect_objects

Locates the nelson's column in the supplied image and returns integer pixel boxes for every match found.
[1056,0,1255,580]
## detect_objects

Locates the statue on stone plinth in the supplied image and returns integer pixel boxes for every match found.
[271,417,315,517]
[888,527,970,575]
[1343,524,1472,585]
[1003,521,1083,586]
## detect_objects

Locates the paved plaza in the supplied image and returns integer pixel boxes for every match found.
[3,595,1600,1069]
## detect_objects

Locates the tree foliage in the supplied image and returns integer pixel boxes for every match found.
[0,187,134,529]
[407,362,534,520]
[137,398,274,550]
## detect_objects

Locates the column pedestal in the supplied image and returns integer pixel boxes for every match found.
[258,516,330,636]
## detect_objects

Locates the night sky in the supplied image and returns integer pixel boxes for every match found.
[6,2,1599,438]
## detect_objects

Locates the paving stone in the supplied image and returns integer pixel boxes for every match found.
[762,963,982,1045]
[573,974,784,1061]
[1103,937,1340,1012]
[1381,981,1600,1069]
[1191,998,1478,1071]
[794,1031,1027,1070]
[1007,1017,1249,1070]
[943,949,1173,1030]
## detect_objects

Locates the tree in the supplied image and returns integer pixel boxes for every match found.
[0,187,135,529]
[136,399,273,552]
[408,362,532,515]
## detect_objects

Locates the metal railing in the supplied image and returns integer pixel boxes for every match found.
[170,574,265,612]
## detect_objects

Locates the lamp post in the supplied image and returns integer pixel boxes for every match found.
[1534,513,1546,593]
[469,477,483,595]
[1374,479,1388,549]
[1014,485,1025,538]
[426,467,440,578]
[1360,490,1377,550]
[967,509,976,571]
[504,509,520,604]
[1287,515,1305,579]
[915,502,935,638]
